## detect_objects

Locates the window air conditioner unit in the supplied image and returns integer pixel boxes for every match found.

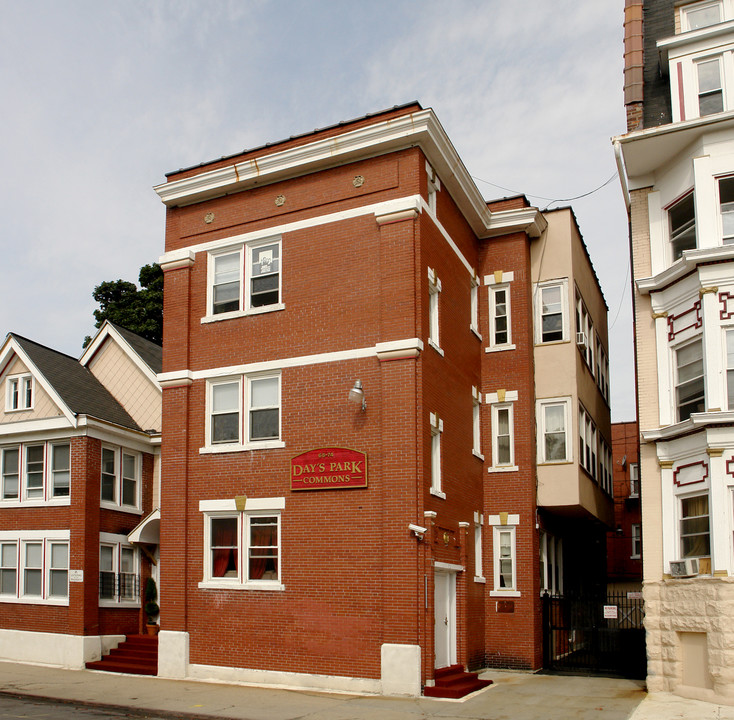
[670,558,699,578]
[576,332,587,348]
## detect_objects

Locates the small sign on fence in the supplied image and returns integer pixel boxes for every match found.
[603,604,618,619]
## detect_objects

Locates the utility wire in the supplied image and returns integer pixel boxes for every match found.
[609,256,630,331]
[473,171,618,206]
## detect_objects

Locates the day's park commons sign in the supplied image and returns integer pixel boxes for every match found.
[290,448,367,490]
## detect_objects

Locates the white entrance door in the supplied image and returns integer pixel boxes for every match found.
[434,570,457,668]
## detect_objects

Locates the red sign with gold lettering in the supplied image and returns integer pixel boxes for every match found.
[290,448,367,491]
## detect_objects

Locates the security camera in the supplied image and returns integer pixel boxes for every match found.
[409,523,427,539]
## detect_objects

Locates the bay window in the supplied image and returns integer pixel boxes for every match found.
[697,57,724,116]
[0,532,69,603]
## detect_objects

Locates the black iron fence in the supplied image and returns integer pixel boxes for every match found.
[99,572,140,601]
[542,590,646,678]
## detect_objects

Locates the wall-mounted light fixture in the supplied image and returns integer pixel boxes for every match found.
[348,380,366,411]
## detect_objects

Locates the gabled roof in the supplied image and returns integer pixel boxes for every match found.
[102,323,162,375]
[8,334,141,431]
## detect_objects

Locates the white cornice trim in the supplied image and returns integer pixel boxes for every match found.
[159,338,424,384]
[155,109,545,241]
[641,411,734,442]
[636,246,734,294]
[484,207,547,239]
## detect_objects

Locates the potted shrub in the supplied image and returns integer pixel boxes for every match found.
[144,577,159,635]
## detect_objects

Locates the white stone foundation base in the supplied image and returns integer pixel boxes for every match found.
[157,630,189,678]
[0,629,123,668]
[645,576,734,703]
[159,632,420,695]
[381,643,421,696]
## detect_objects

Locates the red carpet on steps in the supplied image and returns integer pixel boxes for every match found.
[85,634,158,676]
[423,664,493,698]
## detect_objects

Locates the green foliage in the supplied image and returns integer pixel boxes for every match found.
[145,576,158,602]
[144,601,160,622]
[83,263,163,347]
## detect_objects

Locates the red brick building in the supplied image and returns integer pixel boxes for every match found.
[607,421,642,590]
[0,322,161,666]
[154,103,612,695]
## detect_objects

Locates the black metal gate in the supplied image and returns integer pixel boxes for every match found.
[542,591,646,678]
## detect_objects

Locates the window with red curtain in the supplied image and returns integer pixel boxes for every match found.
[211,517,238,578]
[248,516,278,580]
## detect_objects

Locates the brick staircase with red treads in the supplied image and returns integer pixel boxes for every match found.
[423,664,492,699]
[85,635,158,676]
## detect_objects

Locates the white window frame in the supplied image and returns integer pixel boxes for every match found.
[472,387,483,460]
[474,512,485,583]
[426,161,441,214]
[100,446,142,513]
[204,373,284,453]
[470,274,481,338]
[491,403,516,470]
[489,515,520,598]
[631,524,642,559]
[99,534,139,607]
[489,284,513,349]
[205,237,284,322]
[630,463,640,498]
[5,374,33,412]
[0,530,69,605]
[430,412,444,499]
[668,191,697,262]
[199,497,285,591]
[679,492,711,561]
[718,175,734,244]
[696,55,725,117]
[539,531,563,595]
[681,0,723,31]
[537,398,571,464]
[427,268,442,354]
[535,280,568,344]
[674,336,705,422]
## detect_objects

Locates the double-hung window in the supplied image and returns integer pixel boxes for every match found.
[720,177,734,243]
[630,463,640,498]
[208,238,282,318]
[207,373,282,450]
[537,399,570,463]
[1,448,19,500]
[6,374,32,411]
[631,524,642,560]
[489,285,512,348]
[25,445,44,499]
[50,444,71,498]
[100,447,141,510]
[675,338,705,421]
[474,513,484,582]
[491,404,514,468]
[430,413,444,498]
[99,538,138,603]
[472,388,483,459]
[535,281,567,344]
[682,1,722,30]
[669,193,696,260]
[727,329,734,409]
[201,497,284,590]
[427,268,442,353]
[697,57,724,117]
[680,494,710,559]
[489,517,519,597]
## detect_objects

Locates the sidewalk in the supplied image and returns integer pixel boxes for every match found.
[0,660,728,720]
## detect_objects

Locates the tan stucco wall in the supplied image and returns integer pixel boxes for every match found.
[0,357,63,423]
[87,339,161,432]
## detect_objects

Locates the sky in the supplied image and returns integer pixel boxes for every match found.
[0,0,634,421]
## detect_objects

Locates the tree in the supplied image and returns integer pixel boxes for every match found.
[84,263,163,347]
